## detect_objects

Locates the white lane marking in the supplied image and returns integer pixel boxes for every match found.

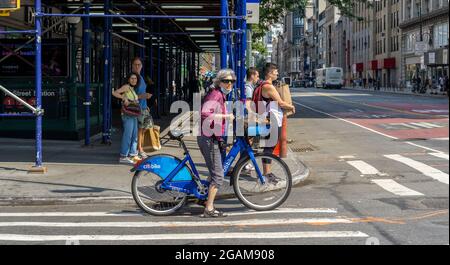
[429,153,449,160]
[339,155,356,159]
[202,208,339,217]
[0,212,143,217]
[371,179,424,196]
[0,208,338,217]
[0,218,354,228]
[412,109,448,114]
[392,123,421,129]
[432,138,449,141]
[384,154,449,185]
[409,122,443,129]
[293,101,398,140]
[405,142,447,154]
[347,160,381,175]
[293,101,448,154]
[0,231,369,241]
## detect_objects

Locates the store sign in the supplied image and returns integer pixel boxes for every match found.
[247,0,260,24]
[0,39,68,77]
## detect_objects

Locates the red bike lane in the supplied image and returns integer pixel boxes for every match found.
[335,101,449,140]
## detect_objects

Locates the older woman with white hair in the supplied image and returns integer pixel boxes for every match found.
[198,68,236,218]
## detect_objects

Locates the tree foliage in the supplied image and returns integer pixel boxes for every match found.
[251,0,370,49]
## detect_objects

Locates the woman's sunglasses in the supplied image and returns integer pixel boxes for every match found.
[221,79,236,84]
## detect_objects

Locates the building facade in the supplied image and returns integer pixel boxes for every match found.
[371,0,402,89]
[350,1,375,86]
[334,16,353,84]
[400,0,449,89]
[281,8,306,80]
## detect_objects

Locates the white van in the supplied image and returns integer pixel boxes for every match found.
[315,67,344,89]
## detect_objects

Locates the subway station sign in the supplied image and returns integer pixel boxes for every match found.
[1,88,66,119]
[0,0,20,9]
[247,0,260,24]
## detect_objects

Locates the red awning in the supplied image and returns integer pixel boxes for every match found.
[370,60,378,70]
[383,58,396,69]
[356,63,364,72]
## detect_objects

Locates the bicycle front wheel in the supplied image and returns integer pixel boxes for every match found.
[232,153,292,211]
[132,170,187,216]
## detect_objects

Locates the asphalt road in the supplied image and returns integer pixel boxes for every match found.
[0,87,448,245]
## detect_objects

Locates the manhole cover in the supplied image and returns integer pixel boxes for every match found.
[289,144,316,153]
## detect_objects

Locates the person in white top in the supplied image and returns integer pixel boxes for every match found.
[245,67,259,100]
[243,67,260,171]
[260,63,296,182]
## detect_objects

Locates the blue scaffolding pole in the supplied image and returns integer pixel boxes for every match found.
[102,0,112,144]
[220,0,228,69]
[239,0,247,99]
[33,0,44,172]
[83,1,91,146]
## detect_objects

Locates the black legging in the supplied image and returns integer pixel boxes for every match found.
[262,126,282,164]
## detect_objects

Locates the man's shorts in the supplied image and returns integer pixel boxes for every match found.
[138,108,153,129]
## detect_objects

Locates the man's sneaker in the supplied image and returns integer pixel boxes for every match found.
[265,173,281,184]
[244,163,255,171]
[119,157,134,165]
[139,151,148,159]
[130,156,142,163]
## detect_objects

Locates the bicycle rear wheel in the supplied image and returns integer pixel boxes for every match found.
[232,153,292,211]
[132,170,187,216]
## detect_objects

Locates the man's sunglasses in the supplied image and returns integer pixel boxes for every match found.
[221,79,236,84]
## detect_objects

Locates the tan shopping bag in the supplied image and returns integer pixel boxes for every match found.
[143,125,161,152]
[276,84,294,117]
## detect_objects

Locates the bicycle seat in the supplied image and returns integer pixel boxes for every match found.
[168,129,191,140]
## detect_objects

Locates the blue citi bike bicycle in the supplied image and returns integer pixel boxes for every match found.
[131,129,292,216]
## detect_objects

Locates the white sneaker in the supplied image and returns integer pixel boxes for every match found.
[139,151,148,159]
[119,157,135,165]
[244,163,255,171]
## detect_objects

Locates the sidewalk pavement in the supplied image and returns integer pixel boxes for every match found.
[343,86,448,97]
[0,112,309,206]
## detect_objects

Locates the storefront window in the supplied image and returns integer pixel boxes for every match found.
[433,22,449,48]
[406,64,418,80]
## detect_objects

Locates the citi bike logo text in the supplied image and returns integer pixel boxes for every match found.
[143,164,161,170]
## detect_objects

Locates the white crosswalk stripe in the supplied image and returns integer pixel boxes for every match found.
[384,154,449,185]
[429,153,449,160]
[347,160,381,175]
[342,156,442,197]
[370,179,424,197]
[0,231,369,242]
[0,218,355,228]
[0,208,369,243]
[0,208,337,217]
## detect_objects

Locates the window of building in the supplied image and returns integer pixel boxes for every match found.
[433,22,449,47]
[406,33,414,52]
